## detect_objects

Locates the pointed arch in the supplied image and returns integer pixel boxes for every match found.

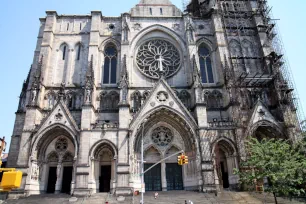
[74,42,83,61]
[31,124,79,161]
[102,43,118,84]
[47,151,59,162]
[89,139,118,160]
[131,106,199,154]
[62,151,74,162]
[198,43,214,83]
[55,42,70,84]
[59,42,69,60]
[144,145,162,162]
[211,137,237,157]
[248,120,285,140]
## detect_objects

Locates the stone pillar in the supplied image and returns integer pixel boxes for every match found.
[116,98,131,195]
[111,157,117,193]
[95,160,100,191]
[55,161,63,194]
[199,130,216,193]
[161,162,167,191]
[88,158,96,193]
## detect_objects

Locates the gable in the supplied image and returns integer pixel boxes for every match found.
[246,100,282,133]
[130,79,197,130]
[35,100,79,136]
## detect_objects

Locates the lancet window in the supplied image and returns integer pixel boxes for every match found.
[198,44,214,83]
[103,44,118,84]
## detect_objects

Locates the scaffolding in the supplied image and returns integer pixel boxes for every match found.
[214,0,305,131]
[258,0,305,130]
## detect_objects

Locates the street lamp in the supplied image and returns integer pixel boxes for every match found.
[141,119,147,204]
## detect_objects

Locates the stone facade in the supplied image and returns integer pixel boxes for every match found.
[7,0,301,197]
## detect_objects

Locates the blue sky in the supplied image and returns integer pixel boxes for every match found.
[0,0,305,152]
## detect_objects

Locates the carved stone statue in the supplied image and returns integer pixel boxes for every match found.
[122,16,130,42]
[85,89,92,103]
[186,15,195,43]
[31,88,37,104]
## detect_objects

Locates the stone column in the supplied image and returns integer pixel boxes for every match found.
[88,158,96,193]
[95,160,100,192]
[55,161,63,194]
[161,162,167,191]
[199,131,216,193]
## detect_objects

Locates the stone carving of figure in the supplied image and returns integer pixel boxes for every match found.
[186,15,195,43]
[85,89,91,103]
[31,88,37,103]
[56,161,62,178]
[122,16,129,42]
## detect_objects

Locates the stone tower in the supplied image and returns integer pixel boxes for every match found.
[7,0,304,197]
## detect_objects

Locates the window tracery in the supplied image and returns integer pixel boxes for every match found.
[198,44,214,83]
[100,91,119,111]
[47,151,59,162]
[62,151,74,162]
[204,90,223,108]
[151,126,173,147]
[103,44,117,84]
[136,39,181,79]
[55,138,68,152]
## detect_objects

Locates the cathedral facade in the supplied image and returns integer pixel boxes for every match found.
[7,0,302,197]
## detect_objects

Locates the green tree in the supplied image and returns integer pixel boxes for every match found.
[235,138,306,204]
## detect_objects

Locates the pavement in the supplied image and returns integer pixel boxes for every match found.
[2,191,305,204]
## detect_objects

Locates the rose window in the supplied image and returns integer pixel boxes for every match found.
[151,126,173,147]
[136,39,181,79]
[55,138,68,152]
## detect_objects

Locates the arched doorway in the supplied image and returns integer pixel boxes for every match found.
[27,125,78,195]
[90,141,117,194]
[213,139,238,189]
[131,108,201,191]
[32,134,76,194]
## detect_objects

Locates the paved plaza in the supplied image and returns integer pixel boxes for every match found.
[2,191,305,204]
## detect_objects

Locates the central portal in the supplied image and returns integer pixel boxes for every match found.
[166,163,183,190]
[144,163,162,191]
[99,165,111,192]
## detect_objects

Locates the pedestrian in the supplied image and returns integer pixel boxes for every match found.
[185,200,188,204]
[154,192,159,199]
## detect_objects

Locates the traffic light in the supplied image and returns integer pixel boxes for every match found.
[182,155,189,165]
[177,155,182,165]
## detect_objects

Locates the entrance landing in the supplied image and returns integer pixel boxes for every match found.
[4,191,305,204]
